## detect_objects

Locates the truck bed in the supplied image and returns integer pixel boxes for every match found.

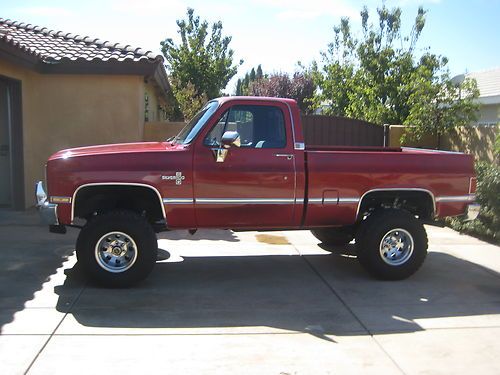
[303,146,475,227]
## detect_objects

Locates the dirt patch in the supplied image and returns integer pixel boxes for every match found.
[255,234,290,245]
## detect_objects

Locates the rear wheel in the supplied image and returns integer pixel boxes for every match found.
[76,210,157,287]
[311,227,354,246]
[355,209,427,280]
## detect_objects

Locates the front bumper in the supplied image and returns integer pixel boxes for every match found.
[465,203,480,221]
[35,181,59,225]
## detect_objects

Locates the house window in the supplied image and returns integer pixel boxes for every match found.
[144,93,149,122]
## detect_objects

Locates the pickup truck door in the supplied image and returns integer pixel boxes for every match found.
[193,102,297,228]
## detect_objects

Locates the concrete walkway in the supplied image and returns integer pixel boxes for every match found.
[1,210,499,374]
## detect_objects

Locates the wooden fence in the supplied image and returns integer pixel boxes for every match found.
[301,115,385,146]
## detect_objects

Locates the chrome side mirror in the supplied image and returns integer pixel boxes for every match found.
[221,131,241,148]
[212,131,241,163]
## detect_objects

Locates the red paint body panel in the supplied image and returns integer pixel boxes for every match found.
[43,97,476,230]
[304,148,474,227]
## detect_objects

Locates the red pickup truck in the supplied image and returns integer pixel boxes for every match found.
[36,97,479,287]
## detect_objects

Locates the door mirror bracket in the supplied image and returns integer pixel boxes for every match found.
[221,131,241,148]
[212,131,241,163]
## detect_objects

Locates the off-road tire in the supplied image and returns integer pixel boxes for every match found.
[76,210,158,287]
[355,209,427,280]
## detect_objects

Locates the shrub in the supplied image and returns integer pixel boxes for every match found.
[447,161,500,243]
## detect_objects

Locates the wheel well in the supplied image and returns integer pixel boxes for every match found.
[357,190,435,221]
[73,185,164,223]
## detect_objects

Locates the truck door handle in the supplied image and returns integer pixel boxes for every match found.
[275,154,294,160]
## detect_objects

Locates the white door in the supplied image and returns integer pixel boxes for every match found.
[0,80,11,207]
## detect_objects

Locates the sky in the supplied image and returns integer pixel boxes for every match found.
[1,0,499,93]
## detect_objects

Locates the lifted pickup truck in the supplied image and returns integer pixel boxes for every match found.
[36,97,479,287]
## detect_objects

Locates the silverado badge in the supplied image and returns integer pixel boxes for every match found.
[161,172,185,185]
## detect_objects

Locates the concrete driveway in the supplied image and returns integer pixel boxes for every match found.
[1,210,500,375]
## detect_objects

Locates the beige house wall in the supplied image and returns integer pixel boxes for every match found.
[144,82,168,122]
[0,58,150,208]
[143,121,186,141]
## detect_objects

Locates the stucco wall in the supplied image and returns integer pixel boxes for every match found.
[143,121,186,141]
[0,58,147,208]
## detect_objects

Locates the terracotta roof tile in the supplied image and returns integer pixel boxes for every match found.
[0,18,163,64]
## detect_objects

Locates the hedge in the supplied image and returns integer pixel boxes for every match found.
[447,161,500,244]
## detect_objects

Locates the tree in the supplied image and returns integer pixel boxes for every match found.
[403,71,479,147]
[313,4,479,141]
[250,71,315,113]
[236,79,243,96]
[249,68,256,81]
[256,64,263,80]
[169,79,208,120]
[161,8,242,119]
[235,66,264,95]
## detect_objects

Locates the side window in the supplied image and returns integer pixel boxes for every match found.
[203,105,286,149]
[204,111,228,147]
[228,109,254,147]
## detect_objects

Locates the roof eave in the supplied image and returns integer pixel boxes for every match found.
[151,62,171,98]
[0,39,38,69]
[476,95,500,105]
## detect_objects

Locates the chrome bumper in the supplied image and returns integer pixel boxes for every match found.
[35,181,59,225]
[465,203,480,221]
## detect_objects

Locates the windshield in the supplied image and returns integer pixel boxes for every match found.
[173,100,219,144]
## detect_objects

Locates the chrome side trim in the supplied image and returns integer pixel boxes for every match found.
[295,198,304,203]
[323,198,338,204]
[71,182,166,223]
[435,195,476,203]
[162,198,194,204]
[308,198,323,203]
[339,197,360,204]
[308,197,359,204]
[356,188,437,218]
[195,198,295,204]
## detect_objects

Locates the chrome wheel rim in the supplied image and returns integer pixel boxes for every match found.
[95,231,138,273]
[379,228,414,266]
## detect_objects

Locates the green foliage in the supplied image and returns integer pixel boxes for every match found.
[236,64,263,95]
[161,8,242,119]
[256,65,263,80]
[169,78,208,121]
[448,162,500,244]
[495,132,500,156]
[313,4,479,140]
[403,74,479,145]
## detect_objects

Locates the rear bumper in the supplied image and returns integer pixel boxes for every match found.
[35,181,59,225]
[465,203,480,221]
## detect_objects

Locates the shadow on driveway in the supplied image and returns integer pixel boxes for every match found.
[0,209,78,333]
[54,237,500,338]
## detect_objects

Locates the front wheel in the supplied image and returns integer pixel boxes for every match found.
[355,209,428,280]
[76,210,158,287]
